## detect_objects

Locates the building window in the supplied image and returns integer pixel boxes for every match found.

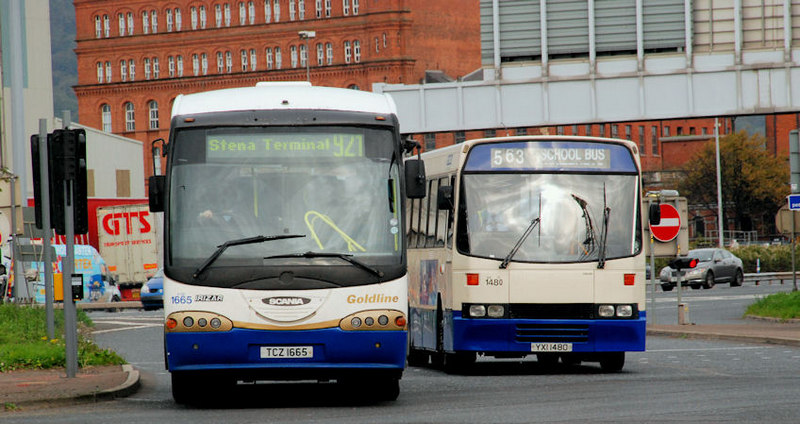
[250,49,257,71]
[144,58,151,79]
[300,44,307,67]
[265,0,272,22]
[128,59,135,81]
[571,124,578,135]
[316,43,323,65]
[201,53,208,75]
[382,32,387,48]
[225,51,233,72]
[557,126,564,135]
[95,15,101,38]
[353,40,360,62]
[192,54,199,76]
[455,131,465,143]
[424,133,435,151]
[199,5,207,28]
[275,47,282,68]
[702,127,708,135]
[325,42,333,65]
[168,56,175,77]
[177,55,184,77]
[103,14,110,37]
[676,126,683,135]
[585,124,591,136]
[274,0,280,22]
[516,127,527,135]
[599,125,605,137]
[298,0,305,19]
[96,62,104,83]
[224,3,232,26]
[663,126,670,137]
[120,60,127,82]
[690,127,696,135]
[191,7,198,29]
[290,45,298,68]
[241,49,248,71]
[215,4,222,27]
[266,47,273,69]
[344,41,351,63]
[611,125,618,138]
[353,0,358,14]
[625,125,631,140]
[175,8,182,30]
[239,2,247,25]
[105,61,112,82]
[101,104,112,132]
[651,126,659,155]
[125,102,135,131]
[217,52,224,73]
[142,11,149,34]
[249,1,256,24]
[638,125,645,153]
[315,0,322,18]
[149,101,159,129]
[343,0,349,16]
[166,9,173,32]
[118,13,126,36]
[150,10,158,33]
[153,57,159,78]
[484,129,496,138]
[289,0,296,20]
[325,0,331,17]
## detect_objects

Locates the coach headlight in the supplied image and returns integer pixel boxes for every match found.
[598,305,615,317]
[469,305,486,318]
[487,305,504,318]
[616,305,633,317]
[166,311,233,332]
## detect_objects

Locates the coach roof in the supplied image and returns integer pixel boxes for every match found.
[171,82,398,118]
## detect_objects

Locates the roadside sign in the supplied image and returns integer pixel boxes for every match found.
[649,203,680,242]
[788,194,800,211]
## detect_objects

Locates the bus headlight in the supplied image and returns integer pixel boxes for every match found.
[616,305,633,317]
[487,305,504,318]
[598,305,615,317]
[469,305,486,317]
[340,310,406,331]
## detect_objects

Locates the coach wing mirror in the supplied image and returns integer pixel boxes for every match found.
[437,185,454,211]
[648,203,661,225]
[149,175,166,212]
[405,159,426,199]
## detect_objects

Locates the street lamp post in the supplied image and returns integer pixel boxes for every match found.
[298,30,316,82]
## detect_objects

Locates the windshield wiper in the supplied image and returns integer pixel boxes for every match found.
[500,194,542,269]
[264,251,384,278]
[193,234,305,279]
[597,184,611,269]
[572,194,596,260]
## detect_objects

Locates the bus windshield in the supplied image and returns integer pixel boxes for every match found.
[458,172,641,263]
[167,126,403,287]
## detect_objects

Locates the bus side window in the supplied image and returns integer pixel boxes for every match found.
[434,177,447,247]
[446,175,455,248]
[425,179,437,248]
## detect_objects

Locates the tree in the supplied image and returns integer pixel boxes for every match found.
[678,131,789,233]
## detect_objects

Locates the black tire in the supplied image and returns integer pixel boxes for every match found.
[407,347,429,367]
[730,269,744,287]
[660,283,673,292]
[171,372,199,405]
[599,352,625,372]
[443,351,477,374]
[560,353,582,366]
[690,283,701,290]
[374,377,400,401]
[702,271,715,289]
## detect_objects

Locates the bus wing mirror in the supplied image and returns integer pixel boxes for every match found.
[149,175,166,212]
[648,203,661,225]
[405,159,426,199]
[437,185,454,211]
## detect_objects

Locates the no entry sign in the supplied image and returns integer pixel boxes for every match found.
[649,203,680,242]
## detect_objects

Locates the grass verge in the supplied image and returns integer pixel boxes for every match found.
[745,291,800,321]
[0,304,125,372]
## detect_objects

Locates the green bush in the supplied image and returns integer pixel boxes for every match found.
[0,304,125,372]
[730,244,800,273]
[745,291,800,320]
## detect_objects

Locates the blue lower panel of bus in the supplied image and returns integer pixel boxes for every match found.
[451,311,646,353]
[166,328,406,377]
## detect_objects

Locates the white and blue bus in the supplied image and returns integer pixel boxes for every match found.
[149,82,425,403]
[406,136,649,372]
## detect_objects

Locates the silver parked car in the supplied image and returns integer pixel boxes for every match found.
[659,248,744,291]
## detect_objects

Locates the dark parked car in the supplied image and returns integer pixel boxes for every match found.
[140,268,164,310]
[659,248,744,291]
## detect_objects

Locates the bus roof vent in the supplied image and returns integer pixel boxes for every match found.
[255,81,312,88]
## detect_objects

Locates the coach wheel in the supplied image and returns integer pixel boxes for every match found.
[599,352,625,372]
[374,377,400,401]
[560,353,582,366]
[171,372,201,405]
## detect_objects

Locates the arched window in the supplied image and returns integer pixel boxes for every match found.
[125,102,135,131]
[148,101,159,130]
[101,104,112,132]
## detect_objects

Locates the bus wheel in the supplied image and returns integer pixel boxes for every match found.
[443,351,476,374]
[599,352,625,372]
[374,377,400,401]
[171,372,200,405]
[407,348,429,367]
[560,353,582,366]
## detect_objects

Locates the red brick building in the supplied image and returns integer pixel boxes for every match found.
[73,0,481,184]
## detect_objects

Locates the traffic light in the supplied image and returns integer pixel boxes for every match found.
[30,128,89,235]
[669,257,698,270]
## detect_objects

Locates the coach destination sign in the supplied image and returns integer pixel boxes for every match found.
[206,132,365,159]
[464,141,637,173]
